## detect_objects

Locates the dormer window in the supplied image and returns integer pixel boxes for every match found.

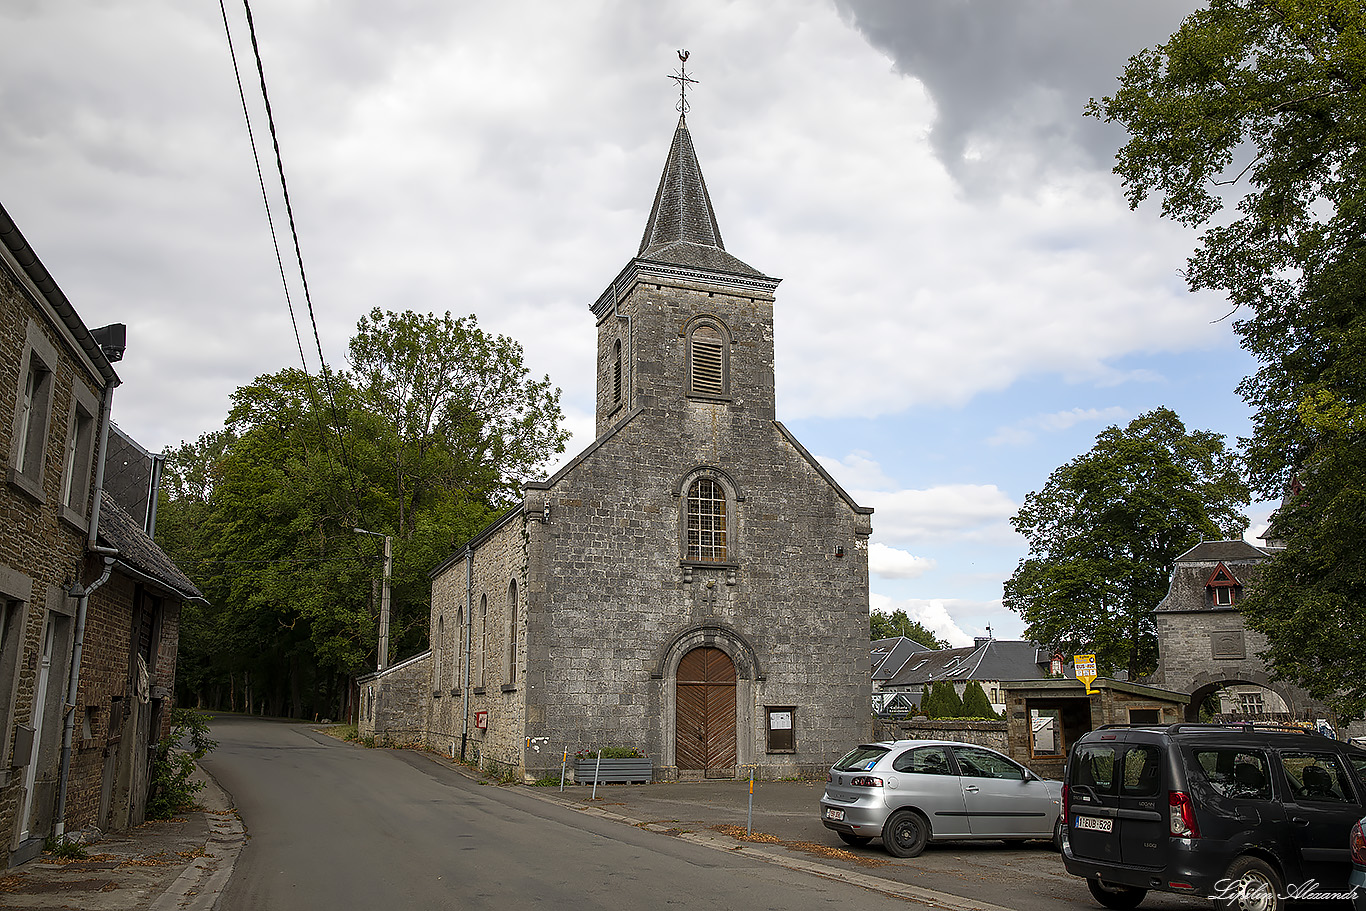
[1206,562,1240,608]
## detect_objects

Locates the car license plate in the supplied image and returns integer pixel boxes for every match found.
[825,808,845,822]
[1074,815,1113,832]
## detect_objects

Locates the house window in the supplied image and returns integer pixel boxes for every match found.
[766,706,795,752]
[61,403,95,513]
[686,321,729,398]
[10,327,59,499]
[686,478,727,562]
[1239,692,1265,715]
[0,594,26,771]
[506,579,518,686]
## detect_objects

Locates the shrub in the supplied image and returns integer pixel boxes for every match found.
[961,681,999,720]
[146,708,217,820]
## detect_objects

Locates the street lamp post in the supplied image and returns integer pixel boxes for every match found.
[354,528,392,671]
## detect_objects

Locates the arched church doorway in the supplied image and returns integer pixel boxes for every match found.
[676,647,736,777]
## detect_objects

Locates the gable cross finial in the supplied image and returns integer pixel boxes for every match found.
[669,49,698,115]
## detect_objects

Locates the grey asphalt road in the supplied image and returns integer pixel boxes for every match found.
[201,716,917,911]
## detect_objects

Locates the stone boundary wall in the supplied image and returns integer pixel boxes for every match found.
[873,718,1008,752]
[358,651,431,745]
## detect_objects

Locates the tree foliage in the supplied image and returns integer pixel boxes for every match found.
[870,609,950,649]
[1004,408,1249,679]
[1088,0,1366,713]
[960,681,999,720]
[920,681,964,720]
[157,311,568,719]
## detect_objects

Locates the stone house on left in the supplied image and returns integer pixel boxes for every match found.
[1,202,202,866]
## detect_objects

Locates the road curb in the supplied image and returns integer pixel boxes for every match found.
[148,762,246,911]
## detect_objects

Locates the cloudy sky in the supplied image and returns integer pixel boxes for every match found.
[2,0,1269,647]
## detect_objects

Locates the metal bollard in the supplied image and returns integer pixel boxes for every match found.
[560,749,568,792]
[747,766,754,835]
[591,749,603,800]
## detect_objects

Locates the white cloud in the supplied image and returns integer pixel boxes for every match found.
[815,450,898,491]
[859,483,1020,546]
[988,406,1129,446]
[871,594,974,648]
[869,543,936,580]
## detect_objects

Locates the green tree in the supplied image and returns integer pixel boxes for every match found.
[870,609,950,649]
[1240,399,1366,717]
[961,681,998,720]
[1004,408,1249,679]
[1087,0,1366,714]
[1086,0,1366,497]
[158,311,568,719]
[929,681,964,719]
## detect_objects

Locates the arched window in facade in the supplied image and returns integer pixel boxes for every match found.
[455,607,464,691]
[686,478,728,563]
[507,579,518,685]
[479,595,488,688]
[686,320,728,398]
[435,615,444,690]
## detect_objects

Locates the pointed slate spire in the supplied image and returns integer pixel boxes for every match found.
[636,116,762,276]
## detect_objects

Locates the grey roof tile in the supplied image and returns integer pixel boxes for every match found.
[98,492,203,602]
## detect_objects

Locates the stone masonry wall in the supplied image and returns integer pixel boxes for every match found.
[1,258,107,863]
[520,273,871,782]
[358,652,431,745]
[426,516,527,776]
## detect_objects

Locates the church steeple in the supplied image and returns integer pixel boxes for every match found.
[635,117,761,277]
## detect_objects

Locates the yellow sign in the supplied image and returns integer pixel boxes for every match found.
[1074,654,1098,695]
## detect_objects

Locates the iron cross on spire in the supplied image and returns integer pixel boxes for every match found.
[669,49,698,115]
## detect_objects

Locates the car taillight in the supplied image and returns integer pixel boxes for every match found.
[1062,784,1070,821]
[827,772,833,782]
[849,776,884,787]
[1352,820,1366,866]
[1169,791,1200,838]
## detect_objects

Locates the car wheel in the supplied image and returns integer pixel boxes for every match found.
[837,831,870,847]
[881,808,929,858]
[1052,817,1063,852]
[1213,857,1283,911]
[1086,877,1146,910]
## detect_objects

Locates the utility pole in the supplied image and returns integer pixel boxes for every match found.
[354,528,392,671]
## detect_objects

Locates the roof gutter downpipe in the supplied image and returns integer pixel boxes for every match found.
[460,546,472,763]
[55,380,117,840]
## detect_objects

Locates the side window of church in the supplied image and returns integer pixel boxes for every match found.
[688,325,726,397]
[612,339,622,406]
[686,479,727,563]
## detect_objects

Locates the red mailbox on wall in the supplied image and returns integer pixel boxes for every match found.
[474,711,488,730]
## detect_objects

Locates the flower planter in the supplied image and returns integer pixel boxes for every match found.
[573,757,653,784]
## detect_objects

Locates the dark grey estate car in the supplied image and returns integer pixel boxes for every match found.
[820,739,1062,857]
[1063,723,1366,911]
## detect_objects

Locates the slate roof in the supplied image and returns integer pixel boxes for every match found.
[883,639,1050,688]
[1157,539,1270,613]
[97,492,204,602]
[1173,539,1270,564]
[872,636,934,682]
[636,116,765,278]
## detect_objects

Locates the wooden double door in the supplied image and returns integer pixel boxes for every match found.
[676,647,736,777]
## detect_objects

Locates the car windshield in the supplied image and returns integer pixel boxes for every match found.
[834,746,889,772]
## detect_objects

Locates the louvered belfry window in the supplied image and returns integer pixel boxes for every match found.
[690,325,725,396]
[612,339,622,406]
[687,478,727,562]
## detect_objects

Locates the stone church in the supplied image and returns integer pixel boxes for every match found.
[359,111,873,782]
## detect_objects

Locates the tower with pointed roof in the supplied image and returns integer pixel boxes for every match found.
[362,105,874,783]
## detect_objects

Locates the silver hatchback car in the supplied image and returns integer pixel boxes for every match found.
[820,739,1063,857]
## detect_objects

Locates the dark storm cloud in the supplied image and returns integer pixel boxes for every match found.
[831,0,1201,194]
